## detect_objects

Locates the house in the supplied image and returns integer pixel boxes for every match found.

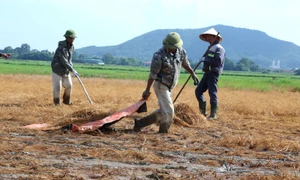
[143,61,151,66]
[85,58,105,65]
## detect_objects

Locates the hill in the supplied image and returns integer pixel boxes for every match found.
[76,25,300,68]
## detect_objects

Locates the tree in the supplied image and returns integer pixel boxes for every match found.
[250,63,259,71]
[78,54,88,61]
[236,58,259,71]
[102,53,114,64]
[295,69,300,75]
[3,46,14,53]
[223,57,235,70]
[21,43,31,53]
[73,52,86,63]
[119,57,129,65]
[127,57,142,66]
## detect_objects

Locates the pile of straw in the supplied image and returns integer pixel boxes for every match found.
[174,103,207,127]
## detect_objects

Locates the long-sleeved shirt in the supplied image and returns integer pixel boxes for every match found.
[204,42,226,75]
[149,46,192,90]
[51,40,74,76]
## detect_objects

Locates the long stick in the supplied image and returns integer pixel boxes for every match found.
[76,76,93,104]
[173,32,220,103]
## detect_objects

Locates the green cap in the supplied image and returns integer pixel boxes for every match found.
[64,29,77,38]
[162,32,183,49]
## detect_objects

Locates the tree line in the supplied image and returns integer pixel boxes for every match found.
[0,43,142,66]
[0,43,266,72]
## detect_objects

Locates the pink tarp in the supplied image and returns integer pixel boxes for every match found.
[72,99,146,133]
[23,99,146,133]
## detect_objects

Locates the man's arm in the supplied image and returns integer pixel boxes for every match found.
[183,64,199,85]
[145,78,154,91]
[142,52,162,99]
[58,48,74,71]
[142,77,154,99]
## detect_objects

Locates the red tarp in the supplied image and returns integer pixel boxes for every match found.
[23,99,146,132]
[72,99,146,133]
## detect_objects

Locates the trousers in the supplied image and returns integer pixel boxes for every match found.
[195,71,219,105]
[52,72,72,99]
[154,81,174,127]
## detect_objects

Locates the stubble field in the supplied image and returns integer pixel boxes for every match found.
[0,74,299,180]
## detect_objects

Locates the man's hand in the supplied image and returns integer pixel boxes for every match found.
[192,73,199,85]
[72,69,79,77]
[142,89,151,99]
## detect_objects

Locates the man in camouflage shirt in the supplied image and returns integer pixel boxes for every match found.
[134,32,199,133]
[51,29,79,106]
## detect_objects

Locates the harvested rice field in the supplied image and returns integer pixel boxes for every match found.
[0,74,299,179]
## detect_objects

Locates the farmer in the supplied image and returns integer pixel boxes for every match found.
[51,29,79,106]
[195,28,226,120]
[0,53,11,59]
[134,32,199,133]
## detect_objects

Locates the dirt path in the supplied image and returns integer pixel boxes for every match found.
[1,130,299,179]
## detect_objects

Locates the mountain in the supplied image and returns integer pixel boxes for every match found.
[76,25,300,68]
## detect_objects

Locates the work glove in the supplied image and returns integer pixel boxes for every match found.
[142,89,151,99]
[192,73,199,85]
[72,69,79,77]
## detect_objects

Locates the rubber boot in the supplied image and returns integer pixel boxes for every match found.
[158,122,171,133]
[207,104,218,120]
[63,93,72,105]
[53,98,60,106]
[134,112,158,132]
[199,101,207,116]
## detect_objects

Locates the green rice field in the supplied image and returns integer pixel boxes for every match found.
[1,59,300,92]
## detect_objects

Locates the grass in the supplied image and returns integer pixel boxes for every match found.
[219,75,300,91]
[1,59,300,92]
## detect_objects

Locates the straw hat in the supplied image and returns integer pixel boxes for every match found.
[199,28,223,42]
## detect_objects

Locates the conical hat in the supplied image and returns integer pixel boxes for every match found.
[199,28,223,42]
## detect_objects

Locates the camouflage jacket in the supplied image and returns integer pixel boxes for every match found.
[51,40,74,76]
[149,46,192,90]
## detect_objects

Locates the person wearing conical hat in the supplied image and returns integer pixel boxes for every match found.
[195,28,226,120]
[134,32,199,133]
[51,29,79,106]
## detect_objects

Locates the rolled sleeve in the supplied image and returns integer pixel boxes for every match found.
[149,53,162,79]
[181,50,191,69]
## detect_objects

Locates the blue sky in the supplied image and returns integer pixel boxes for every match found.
[1,0,299,52]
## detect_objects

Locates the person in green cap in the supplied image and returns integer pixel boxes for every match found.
[134,32,199,133]
[51,29,79,106]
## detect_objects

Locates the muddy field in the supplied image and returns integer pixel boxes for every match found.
[0,75,299,180]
